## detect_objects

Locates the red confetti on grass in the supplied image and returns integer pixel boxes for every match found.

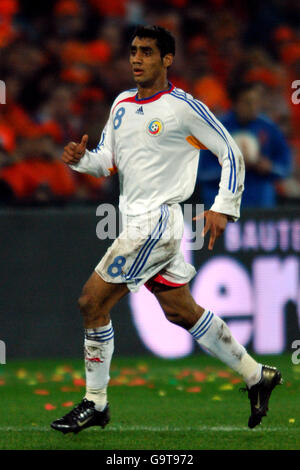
[217,371,231,378]
[108,378,121,386]
[230,378,242,384]
[60,386,80,392]
[176,369,193,379]
[62,401,74,407]
[0,379,5,386]
[34,389,50,395]
[128,378,147,386]
[72,378,85,386]
[44,403,56,410]
[192,372,207,382]
[120,368,137,376]
[186,386,202,393]
[109,376,129,386]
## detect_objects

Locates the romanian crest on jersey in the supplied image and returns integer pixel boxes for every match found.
[146,119,164,137]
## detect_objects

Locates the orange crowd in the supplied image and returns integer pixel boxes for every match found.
[0,0,299,205]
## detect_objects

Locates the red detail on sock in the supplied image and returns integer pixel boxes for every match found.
[86,357,104,363]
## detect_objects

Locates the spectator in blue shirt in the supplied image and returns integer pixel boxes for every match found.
[197,82,292,208]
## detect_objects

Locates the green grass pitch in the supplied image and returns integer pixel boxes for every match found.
[0,353,299,450]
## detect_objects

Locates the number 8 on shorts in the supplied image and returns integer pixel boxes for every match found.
[107,256,126,278]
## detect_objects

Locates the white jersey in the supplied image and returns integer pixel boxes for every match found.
[70,83,245,220]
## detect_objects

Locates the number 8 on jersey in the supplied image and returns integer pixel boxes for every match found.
[113,107,125,130]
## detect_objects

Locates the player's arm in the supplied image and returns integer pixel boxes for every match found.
[184,99,245,249]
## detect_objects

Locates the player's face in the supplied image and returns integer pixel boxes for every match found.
[130,37,169,87]
[235,89,261,123]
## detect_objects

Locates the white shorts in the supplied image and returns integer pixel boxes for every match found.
[95,203,196,293]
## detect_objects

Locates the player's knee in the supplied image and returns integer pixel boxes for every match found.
[78,293,108,323]
[78,294,93,318]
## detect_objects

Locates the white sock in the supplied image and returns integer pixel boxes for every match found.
[84,321,114,411]
[189,310,262,388]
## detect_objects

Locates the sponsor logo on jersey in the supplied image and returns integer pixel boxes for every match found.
[136,106,144,115]
[147,119,164,137]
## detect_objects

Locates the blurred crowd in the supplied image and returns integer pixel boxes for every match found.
[0,0,299,207]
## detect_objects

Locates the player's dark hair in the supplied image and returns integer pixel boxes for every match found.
[229,81,260,102]
[132,25,175,58]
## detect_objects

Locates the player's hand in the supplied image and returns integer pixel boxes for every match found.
[254,156,273,175]
[193,210,229,251]
[61,134,89,165]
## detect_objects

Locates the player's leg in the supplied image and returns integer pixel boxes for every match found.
[152,283,261,385]
[152,282,282,428]
[51,273,129,434]
[79,270,129,328]
[79,272,129,408]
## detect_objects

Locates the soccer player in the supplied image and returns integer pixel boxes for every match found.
[197,81,291,208]
[51,25,282,434]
